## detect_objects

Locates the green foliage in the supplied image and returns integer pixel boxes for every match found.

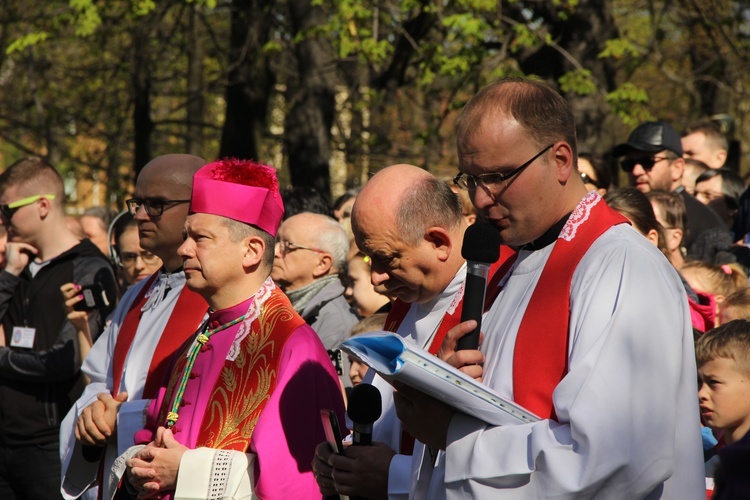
[551,0,579,19]
[606,83,653,127]
[263,40,283,54]
[598,38,640,59]
[558,69,596,96]
[132,0,157,16]
[187,0,217,7]
[511,24,540,52]
[360,38,393,66]
[5,32,50,55]
[69,0,102,36]
[6,0,750,200]
[453,0,497,11]
[443,13,491,40]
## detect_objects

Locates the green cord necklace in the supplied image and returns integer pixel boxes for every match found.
[165,313,248,428]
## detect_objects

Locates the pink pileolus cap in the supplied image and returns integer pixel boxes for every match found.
[190,158,285,237]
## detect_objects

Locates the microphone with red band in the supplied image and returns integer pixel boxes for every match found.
[456,221,501,351]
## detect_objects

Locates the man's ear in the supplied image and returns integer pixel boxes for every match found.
[671,157,685,182]
[424,226,453,262]
[312,253,334,278]
[717,149,728,167]
[242,235,266,269]
[553,142,575,183]
[666,228,684,252]
[37,196,53,219]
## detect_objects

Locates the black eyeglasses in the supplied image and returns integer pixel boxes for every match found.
[619,155,671,173]
[580,172,600,188]
[0,194,56,221]
[126,198,190,217]
[454,144,553,191]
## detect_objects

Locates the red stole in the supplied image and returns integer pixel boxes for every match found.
[508,195,629,420]
[383,258,511,357]
[111,275,207,398]
[384,257,510,454]
[157,286,305,451]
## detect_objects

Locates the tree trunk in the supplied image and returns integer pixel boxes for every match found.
[186,4,204,156]
[284,0,339,196]
[133,24,153,179]
[518,0,620,158]
[218,0,274,161]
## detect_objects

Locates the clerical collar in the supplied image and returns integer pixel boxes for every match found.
[520,212,572,251]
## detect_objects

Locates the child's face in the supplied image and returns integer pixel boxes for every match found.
[698,356,750,444]
[348,356,369,386]
[345,257,387,317]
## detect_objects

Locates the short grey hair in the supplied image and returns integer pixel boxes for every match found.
[396,177,462,246]
[312,215,350,273]
[83,206,119,231]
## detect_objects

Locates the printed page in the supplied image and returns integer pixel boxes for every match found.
[341,331,539,426]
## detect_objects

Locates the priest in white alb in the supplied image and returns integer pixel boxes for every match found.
[393,78,705,499]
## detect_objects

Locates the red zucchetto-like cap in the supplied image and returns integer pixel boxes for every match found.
[190,158,285,237]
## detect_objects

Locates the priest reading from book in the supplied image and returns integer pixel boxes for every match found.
[313,164,480,499]
[392,78,705,499]
[120,159,346,499]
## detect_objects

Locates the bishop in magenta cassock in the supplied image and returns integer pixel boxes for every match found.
[116,159,346,499]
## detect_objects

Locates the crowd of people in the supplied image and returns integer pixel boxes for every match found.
[0,77,749,499]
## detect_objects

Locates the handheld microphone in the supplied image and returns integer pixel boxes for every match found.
[456,221,500,351]
[347,383,382,446]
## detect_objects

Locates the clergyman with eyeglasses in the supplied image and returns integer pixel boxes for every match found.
[614,120,731,262]
[390,77,705,499]
[59,154,209,500]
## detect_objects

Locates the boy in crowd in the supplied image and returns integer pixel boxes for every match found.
[696,319,750,498]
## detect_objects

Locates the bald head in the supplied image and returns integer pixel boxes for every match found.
[271,212,349,291]
[353,164,462,247]
[351,164,465,304]
[133,154,206,271]
[137,154,206,191]
[289,212,349,272]
[354,164,432,219]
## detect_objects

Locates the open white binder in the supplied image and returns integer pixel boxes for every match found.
[340,331,539,426]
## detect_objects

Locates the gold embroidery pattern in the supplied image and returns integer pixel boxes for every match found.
[200,289,302,451]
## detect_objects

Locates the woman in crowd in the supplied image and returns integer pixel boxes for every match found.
[647,191,687,270]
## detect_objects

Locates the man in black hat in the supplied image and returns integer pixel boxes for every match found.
[614,120,731,262]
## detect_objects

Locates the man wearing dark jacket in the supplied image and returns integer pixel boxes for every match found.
[614,121,732,262]
[0,157,116,499]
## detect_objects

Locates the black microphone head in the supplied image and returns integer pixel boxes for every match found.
[347,383,382,424]
[461,221,501,263]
